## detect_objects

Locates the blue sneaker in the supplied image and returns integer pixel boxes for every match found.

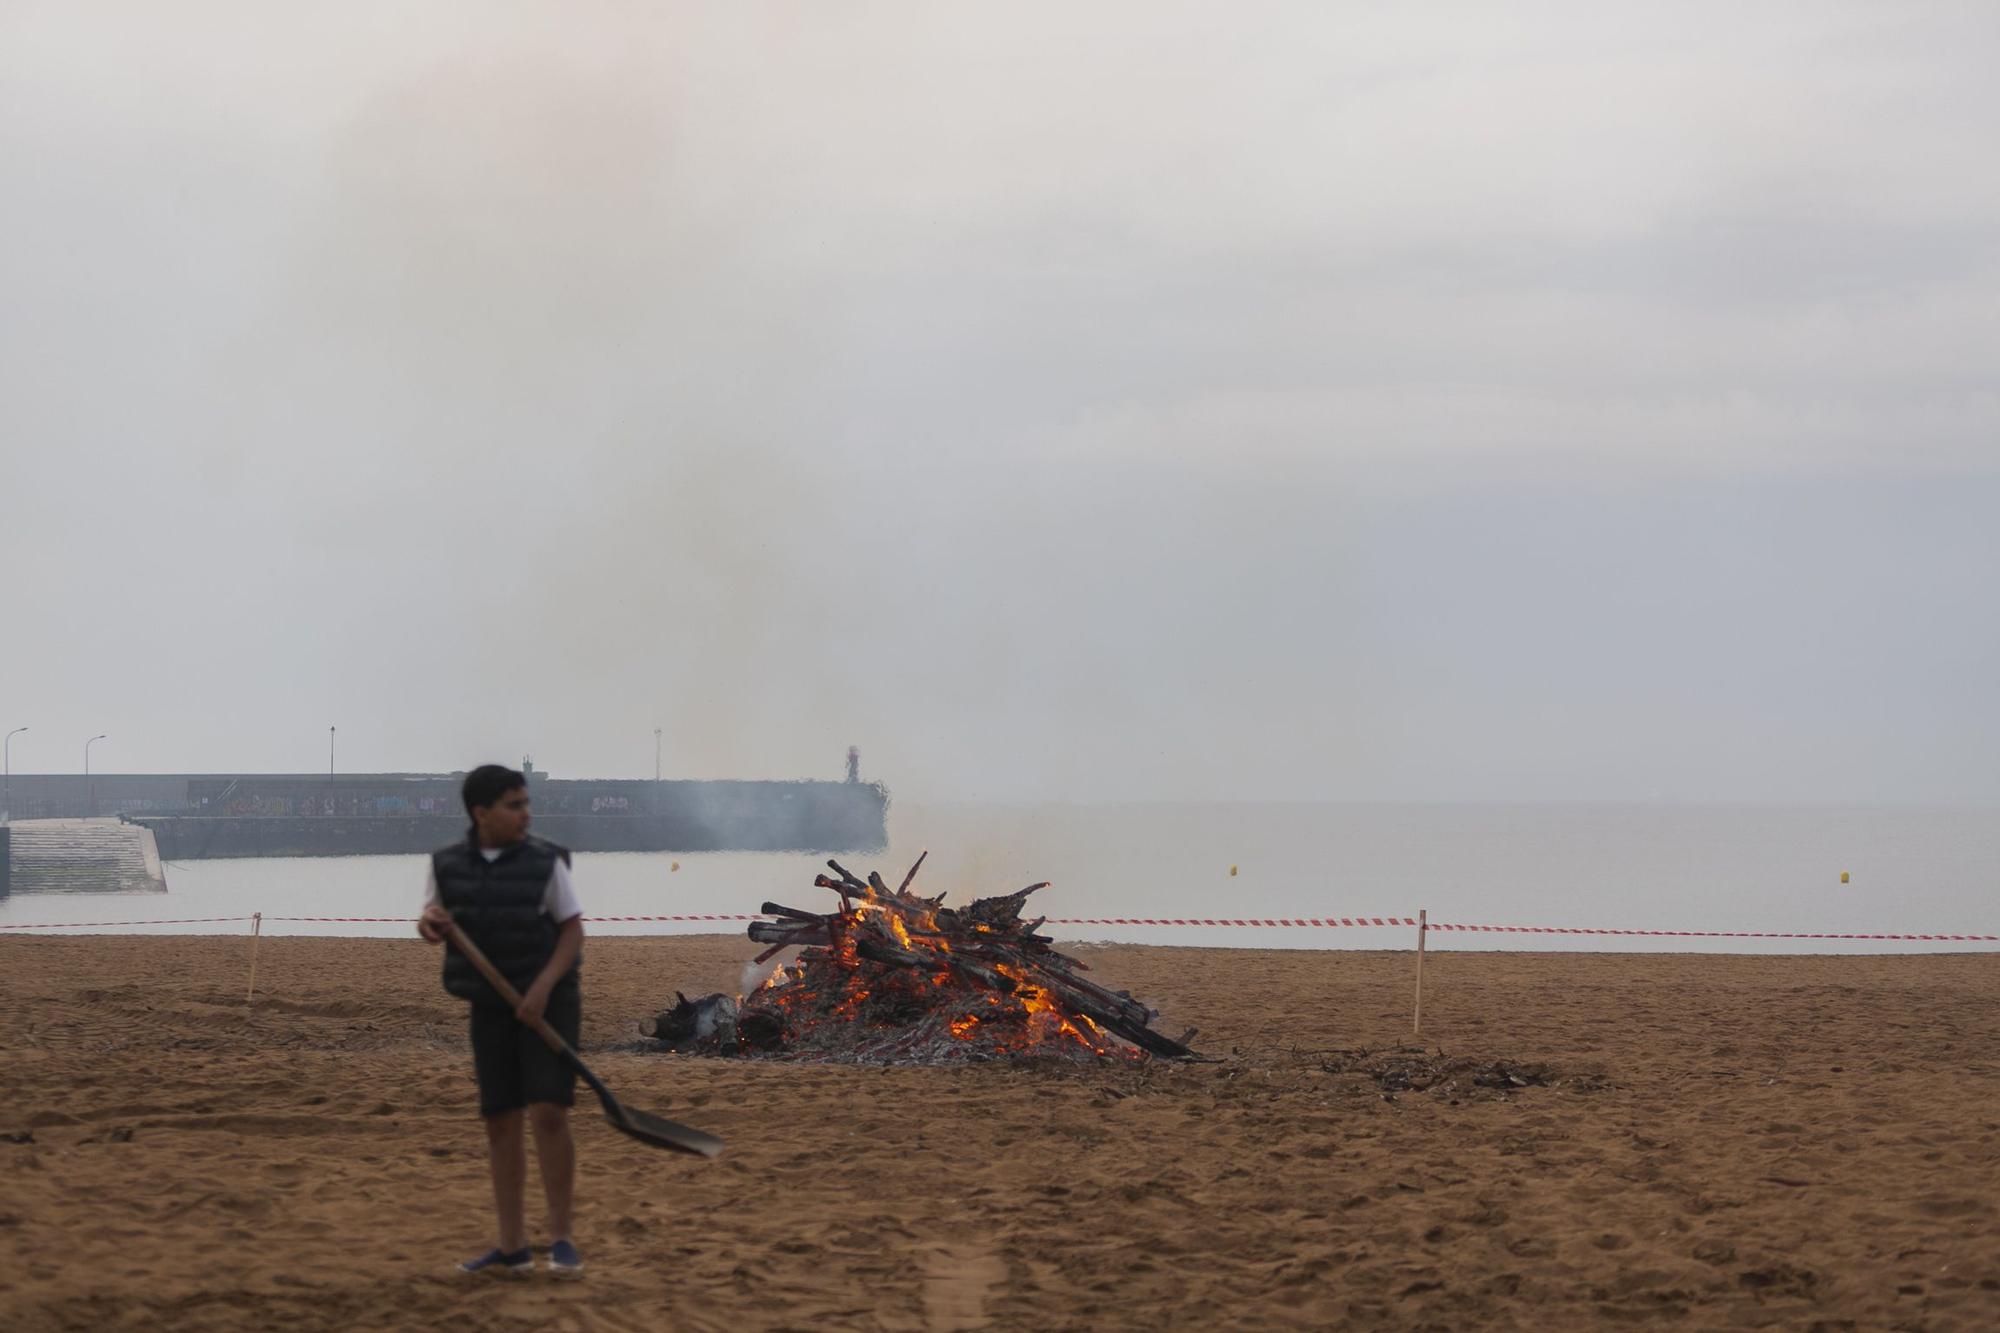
[547,1239,583,1275]
[459,1246,533,1275]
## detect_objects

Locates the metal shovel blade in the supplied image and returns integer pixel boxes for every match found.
[570,1055,724,1158]
[604,1098,726,1158]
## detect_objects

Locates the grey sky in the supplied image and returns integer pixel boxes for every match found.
[2,2,1996,802]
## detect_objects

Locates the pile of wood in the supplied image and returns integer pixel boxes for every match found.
[655,855,1197,1064]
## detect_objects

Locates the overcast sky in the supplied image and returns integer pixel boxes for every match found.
[2,2,1996,802]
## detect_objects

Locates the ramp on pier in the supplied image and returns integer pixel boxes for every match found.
[1,819,167,894]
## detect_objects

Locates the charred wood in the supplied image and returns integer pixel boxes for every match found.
[824,859,869,892]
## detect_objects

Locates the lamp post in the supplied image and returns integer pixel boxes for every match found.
[653,727,662,815]
[85,733,107,817]
[4,726,25,818]
[329,725,336,779]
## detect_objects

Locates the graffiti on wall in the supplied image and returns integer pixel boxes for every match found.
[208,794,459,817]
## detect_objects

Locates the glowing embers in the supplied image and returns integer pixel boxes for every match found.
[717,854,1198,1065]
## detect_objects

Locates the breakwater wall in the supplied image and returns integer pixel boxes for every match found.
[134,780,888,859]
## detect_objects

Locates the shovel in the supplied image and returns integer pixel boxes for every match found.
[442,920,724,1158]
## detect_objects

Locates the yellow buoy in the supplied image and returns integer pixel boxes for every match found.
[1840,870,1849,883]
[671,861,681,872]
[1229,865,1238,876]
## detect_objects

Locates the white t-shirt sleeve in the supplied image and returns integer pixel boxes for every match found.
[423,863,440,912]
[543,858,583,924]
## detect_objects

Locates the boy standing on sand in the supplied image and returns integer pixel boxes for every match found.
[418,764,587,1276]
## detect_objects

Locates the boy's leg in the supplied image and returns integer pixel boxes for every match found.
[521,985,581,1247]
[485,1109,530,1253]
[516,980,580,1248]
[528,1103,575,1241]
[469,1003,532,1256]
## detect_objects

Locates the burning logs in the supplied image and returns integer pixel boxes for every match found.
[653,856,1198,1064]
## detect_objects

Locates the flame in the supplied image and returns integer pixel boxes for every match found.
[988,961,1108,1049]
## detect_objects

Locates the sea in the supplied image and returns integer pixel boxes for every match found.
[3,802,1996,954]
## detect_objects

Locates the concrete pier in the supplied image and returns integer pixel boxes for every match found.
[2,772,890,859]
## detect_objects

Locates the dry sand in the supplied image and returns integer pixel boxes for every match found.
[2,934,1997,1331]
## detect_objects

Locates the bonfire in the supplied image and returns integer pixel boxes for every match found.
[647,855,1198,1064]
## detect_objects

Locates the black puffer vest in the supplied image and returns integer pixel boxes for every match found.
[433,833,579,1009]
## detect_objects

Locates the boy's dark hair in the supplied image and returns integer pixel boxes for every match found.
[462,764,528,816]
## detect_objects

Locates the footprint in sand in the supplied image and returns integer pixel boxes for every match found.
[920,1243,1006,1332]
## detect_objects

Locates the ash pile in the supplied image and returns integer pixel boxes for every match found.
[647,855,1198,1064]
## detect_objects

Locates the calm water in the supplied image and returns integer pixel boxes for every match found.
[4,802,1997,953]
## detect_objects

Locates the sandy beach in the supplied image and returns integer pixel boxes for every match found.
[2,934,1996,1330]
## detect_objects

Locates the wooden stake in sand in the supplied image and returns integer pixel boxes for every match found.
[246,912,263,1005]
[1412,908,1427,1035]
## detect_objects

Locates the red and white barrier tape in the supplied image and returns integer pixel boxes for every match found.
[1427,922,2000,941]
[2,913,1993,941]
[1048,916,1418,928]
[0,916,254,930]
[2,913,767,929]
[565,914,761,923]
[260,914,765,924]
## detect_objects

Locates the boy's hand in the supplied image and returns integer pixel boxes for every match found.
[516,979,553,1026]
[418,905,452,944]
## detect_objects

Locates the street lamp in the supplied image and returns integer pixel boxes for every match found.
[329,725,336,779]
[4,726,25,818]
[85,734,107,817]
[653,727,663,815]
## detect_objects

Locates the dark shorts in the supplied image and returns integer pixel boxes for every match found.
[468,986,581,1117]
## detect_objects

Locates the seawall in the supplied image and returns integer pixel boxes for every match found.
[134,780,888,859]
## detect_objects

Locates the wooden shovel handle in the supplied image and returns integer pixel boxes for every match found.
[440,919,573,1059]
